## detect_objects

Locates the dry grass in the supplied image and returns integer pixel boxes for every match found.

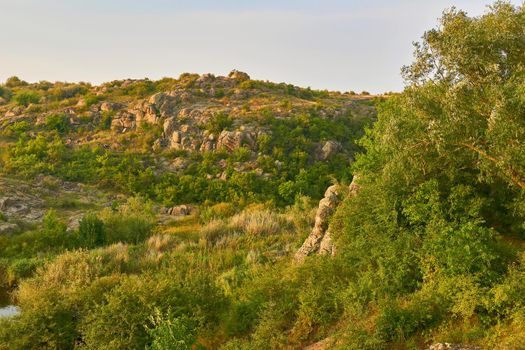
[200,219,230,244]
[199,207,296,246]
[146,234,177,261]
[229,209,285,236]
[147,234,176,253]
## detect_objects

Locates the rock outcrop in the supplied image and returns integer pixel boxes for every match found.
[294,185,341,261]
[294,175,360,262]
[319,140,342,160]
[216,130,255,152]
[228,70,250,81]
[111,111,136,131]
[0,196,45,223]
[161,205,192,217]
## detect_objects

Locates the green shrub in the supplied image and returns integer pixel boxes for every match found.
[199,202,237,223]
[97,111,114,130]
[145,309,198,350]
[6,257,42,284]
[100,198,155,245]
[0,86,11,100]
[77,214,106,248]
[83,94,100,107]
[44,113,70,133]
[6,120,30,136]
[205,112,233,134]
[13,90,39,106]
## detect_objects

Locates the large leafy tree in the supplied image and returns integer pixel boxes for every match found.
[332,2,525,346]
[400,1,525,191]
[350,2,525,235]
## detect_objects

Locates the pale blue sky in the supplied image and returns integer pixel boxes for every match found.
[0,1,520,93]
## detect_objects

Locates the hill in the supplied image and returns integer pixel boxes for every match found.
[0,71,374,208]
[0,71,375,349]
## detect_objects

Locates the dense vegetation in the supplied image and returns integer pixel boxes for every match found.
[2,2,525,349]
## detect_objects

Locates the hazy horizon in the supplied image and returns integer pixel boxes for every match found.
[1,0,521,93]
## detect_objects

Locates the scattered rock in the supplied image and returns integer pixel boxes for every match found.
[429,344,483,350]
[100,102,120,112]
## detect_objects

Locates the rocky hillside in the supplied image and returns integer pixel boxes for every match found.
[0,71,375,209]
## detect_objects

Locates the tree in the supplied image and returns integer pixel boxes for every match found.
[399,1,525,191]
[5,76,27,88]
[331,3,525,346]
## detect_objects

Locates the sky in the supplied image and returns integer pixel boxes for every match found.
[0,0,521,93]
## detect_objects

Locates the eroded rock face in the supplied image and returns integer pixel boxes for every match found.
[429,344,483,350]
[294,175,360,262]
[217,130,255,152]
